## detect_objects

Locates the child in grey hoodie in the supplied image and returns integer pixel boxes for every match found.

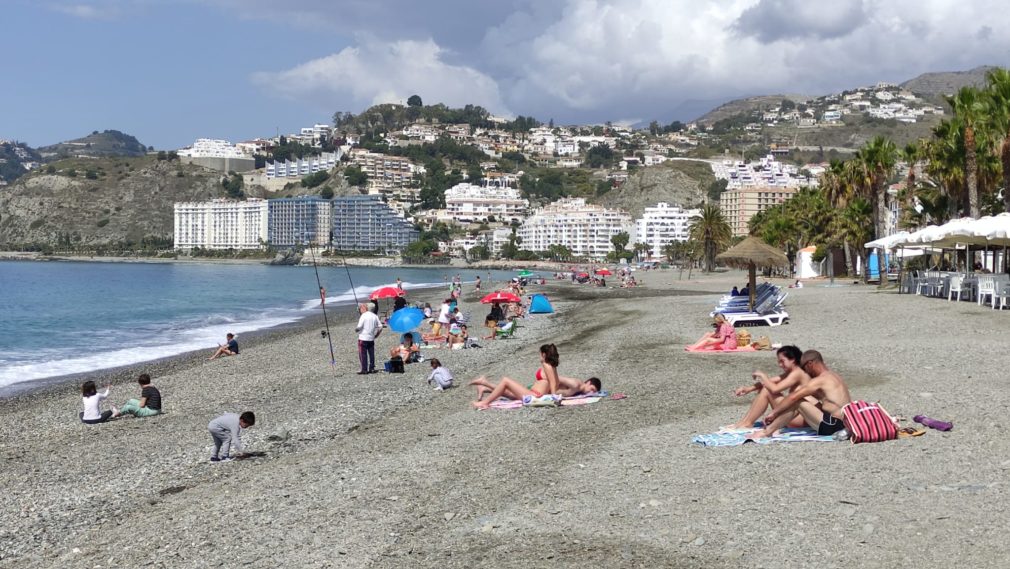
[208,411,255,462]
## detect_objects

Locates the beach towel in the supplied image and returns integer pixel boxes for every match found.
[485,391,611,410]
[692,427,837,447]
[523,394,562,407]
[684,345,757,353]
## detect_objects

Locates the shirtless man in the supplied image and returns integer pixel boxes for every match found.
[752,350,852,438]
[728,345,810,430]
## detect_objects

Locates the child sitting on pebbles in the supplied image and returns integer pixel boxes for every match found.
[427,359,454,390]
[80,380,120,424]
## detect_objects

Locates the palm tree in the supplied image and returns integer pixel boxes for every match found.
[688,204,732,272]
[857,136,898,285]
[985,67,1010,212]
[947,86,986,217]
[831,198,874,283]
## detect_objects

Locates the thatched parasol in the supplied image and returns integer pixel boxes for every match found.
[716,236,790,311]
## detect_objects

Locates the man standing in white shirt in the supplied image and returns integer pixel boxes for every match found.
[355,303,383,374]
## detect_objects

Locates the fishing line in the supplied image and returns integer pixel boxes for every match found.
[307,243,337,366]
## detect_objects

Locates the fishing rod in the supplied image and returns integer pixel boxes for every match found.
[307,241,337,367]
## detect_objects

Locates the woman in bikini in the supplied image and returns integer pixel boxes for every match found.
[470,344,560,409]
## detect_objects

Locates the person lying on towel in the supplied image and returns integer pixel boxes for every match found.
[470,344,561,409]
[471,374,602,404]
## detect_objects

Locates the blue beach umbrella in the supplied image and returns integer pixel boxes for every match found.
[388,307,425,334]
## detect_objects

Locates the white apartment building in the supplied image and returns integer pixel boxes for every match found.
[444,182,529,223]
[635,203,701,258]
[174,199,268,250]
[491,227,513,256]
[265,152,340,179]
[712,155,803,190]
[177,139,249,159]
[518,198,634,260]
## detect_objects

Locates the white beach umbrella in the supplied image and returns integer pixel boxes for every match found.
[864,231,912,249]
[971,213,1010,244]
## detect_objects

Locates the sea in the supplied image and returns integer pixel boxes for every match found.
[0,261,517,393]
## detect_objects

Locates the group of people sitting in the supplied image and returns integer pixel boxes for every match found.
[728,346,852,439]
[482,302,521,340]
[469,344,602,409]
[729,284,750,297]
[80,373,162,424]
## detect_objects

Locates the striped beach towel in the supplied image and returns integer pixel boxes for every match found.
[692,427,837,447]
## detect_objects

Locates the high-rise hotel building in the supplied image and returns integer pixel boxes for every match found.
[173,198,268,250]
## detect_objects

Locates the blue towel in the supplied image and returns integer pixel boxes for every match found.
[692,427,837,447]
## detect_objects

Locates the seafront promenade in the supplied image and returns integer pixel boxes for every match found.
[0,273,998,568]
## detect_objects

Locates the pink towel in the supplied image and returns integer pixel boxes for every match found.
[684,344,757,353]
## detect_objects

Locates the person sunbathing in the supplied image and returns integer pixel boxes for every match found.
[751,350,852,438]
[728,345,810,430]
[470,344,560,409]
[472,375,601,401]
[389,334,420,363]
[685,314,737,351]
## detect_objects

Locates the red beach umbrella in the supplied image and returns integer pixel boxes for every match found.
[577,272,589,278]
[480,291,521,304]
[370,286,405,300]
[595,268,613,276]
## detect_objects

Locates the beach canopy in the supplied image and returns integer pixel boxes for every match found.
[865,231,912,250]
[529,293,554,314]
[387,307,424,333]
[481,291,521,304]
[595,268,613,276]
[716,236,789,311]
[370,286,404,300]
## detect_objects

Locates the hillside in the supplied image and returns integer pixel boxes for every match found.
[0,156,238,248]
[694,95,808,126]
[593,160,713,217]
[900,65,995,98]
[37,130,149,160]
[0,141,42,185]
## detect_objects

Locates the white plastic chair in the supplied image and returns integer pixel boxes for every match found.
[977,276,996,307]
[947,276,967,302]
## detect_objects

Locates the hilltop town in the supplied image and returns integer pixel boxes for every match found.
[0,67,989,262]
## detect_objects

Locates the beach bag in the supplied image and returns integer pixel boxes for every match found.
[752,336,772,350]
[736,329,752,347]
[841,400,898,444]
[385,357,405,374]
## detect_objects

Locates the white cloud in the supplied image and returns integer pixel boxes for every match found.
[479,0,1010,121]
[252,39,511,116]
[246,0,1010,124]
[51,3,120,19]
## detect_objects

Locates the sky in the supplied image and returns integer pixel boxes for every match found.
[5,0,1010,149]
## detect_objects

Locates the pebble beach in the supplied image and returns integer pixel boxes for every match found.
[0,272,1005,568]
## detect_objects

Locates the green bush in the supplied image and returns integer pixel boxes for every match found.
[29,219,45,229]
[85,170,98,180]
[97,219,110,228]
[67,169,77,177]
[301,170,330,188]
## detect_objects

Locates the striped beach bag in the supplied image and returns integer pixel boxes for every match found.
[841,400,898,444]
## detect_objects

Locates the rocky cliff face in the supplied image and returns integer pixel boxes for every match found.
[594,160,714,218]
[0,157,228,247]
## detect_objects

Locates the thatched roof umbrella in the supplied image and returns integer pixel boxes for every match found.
[716,236,790,311]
